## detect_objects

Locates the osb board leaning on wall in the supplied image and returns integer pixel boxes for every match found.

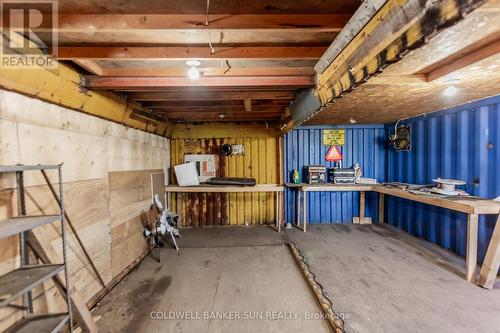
[170,124,279,227]
[0,89,169,330]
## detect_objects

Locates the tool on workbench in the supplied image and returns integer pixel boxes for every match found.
[304,165,326,184]
[430,178,469,196]
[327,162,362,184]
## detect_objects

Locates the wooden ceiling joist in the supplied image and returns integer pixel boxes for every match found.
[419,31,500,82]
[97,67,315,77]
[128,91,297,101]
[150,106,284,113]
[57,14,350,30]
[84,76,314,89]
[141,100,289,107]
[58,46,326,60]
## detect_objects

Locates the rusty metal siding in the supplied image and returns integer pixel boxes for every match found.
[170,134,277,226]
[284,125,387,224]
[386,95,500,263]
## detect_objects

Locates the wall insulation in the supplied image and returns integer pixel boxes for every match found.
[284,125,387,224]
[0,89,169,330]
[387,95,500,263]
[170,124,278,226]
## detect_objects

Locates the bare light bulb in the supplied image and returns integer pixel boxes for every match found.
[443,85,458,97]
[188,66,200,80]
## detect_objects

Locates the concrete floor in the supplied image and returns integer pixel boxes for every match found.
[93,224,500,333]
[93,226,329,333]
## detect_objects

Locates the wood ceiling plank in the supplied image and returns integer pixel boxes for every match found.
[84,76,314,89]
[57,14,350,30]
[99,67,315,77]
[56,0,360,15]
[58,46,326,60]
[128,91,297,101]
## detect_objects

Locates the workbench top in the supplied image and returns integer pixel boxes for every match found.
[165,184,284,192]
[285,183,375,191]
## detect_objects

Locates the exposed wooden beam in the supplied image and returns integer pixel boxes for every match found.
[57,14,350,31]
[99,67,316,77]
[73,60,103,75]
[142,100,289,107]
[169,118,279,123]
[128,91,297,101]
[420,32,500,82]
[157,111,281,117]
[244,98,252,112]
[147,106,285,112]
[84,76,314,89]
[58,47,326,60]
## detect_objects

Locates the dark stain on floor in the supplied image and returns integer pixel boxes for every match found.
[122,276,172,333]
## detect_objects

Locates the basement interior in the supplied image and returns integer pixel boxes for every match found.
[0,1,499,333]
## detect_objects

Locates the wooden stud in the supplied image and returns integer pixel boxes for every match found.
[477,214,500,289]
[466,214,479,282]
[378,193,385,223]
[244,98,252,112]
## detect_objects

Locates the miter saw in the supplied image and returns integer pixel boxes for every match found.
[144,194,181,261]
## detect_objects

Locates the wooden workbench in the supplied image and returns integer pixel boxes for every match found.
[286,183,376,232]
[165,184,284,231]
[374,185,500,287]
[286,183,500,287]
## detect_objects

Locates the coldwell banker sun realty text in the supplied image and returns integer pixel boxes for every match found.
[1,0,58,69]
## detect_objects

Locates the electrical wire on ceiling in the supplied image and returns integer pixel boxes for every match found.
[205,0,215,54]
[224,60,231,74]
[205,0,210,26]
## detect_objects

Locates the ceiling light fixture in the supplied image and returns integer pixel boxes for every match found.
[443,85,458,97]
[186,60,201,80]
[218,113,226,119]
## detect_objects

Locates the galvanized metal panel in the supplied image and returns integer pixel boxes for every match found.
[284,125,387,224]
[387,95,500,262]
[170,134,277,227]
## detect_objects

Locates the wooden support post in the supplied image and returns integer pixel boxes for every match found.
[378,193,385,223]
[359,191,366,224]
[466,214,479,282]
[478,214,500,289]
[28,229,98,333]
[275,191,280,232]
[296,190,301,226]
[302,190,307,232]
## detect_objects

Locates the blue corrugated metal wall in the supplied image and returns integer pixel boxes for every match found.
[387,95,500,262]
[284,125,387,224]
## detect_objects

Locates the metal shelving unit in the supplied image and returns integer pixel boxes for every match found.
[0,164,73,333]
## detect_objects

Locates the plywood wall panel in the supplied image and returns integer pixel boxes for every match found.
[0,89,170,328]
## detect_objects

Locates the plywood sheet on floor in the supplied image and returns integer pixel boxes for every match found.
[288,224,500,333]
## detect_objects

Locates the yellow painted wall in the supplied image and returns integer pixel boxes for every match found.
[170,124,279,226]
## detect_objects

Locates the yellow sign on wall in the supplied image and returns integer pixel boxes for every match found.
[322,129,345,145]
